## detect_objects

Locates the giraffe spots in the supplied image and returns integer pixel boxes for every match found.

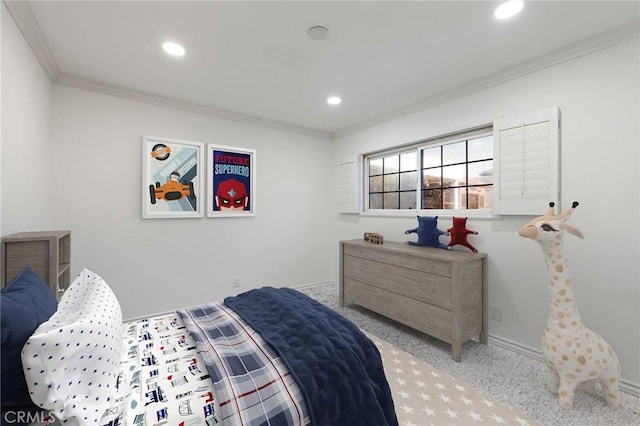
[571,321,578,326]
[562,355,569,361]
[598,343,604,352]
[608,393,618,399]
[589,371,599,377]
[558,312,565,319]
[558,289,566,296]
[565,278,572,285]
[558,322,567,329]
[587,347,593,354]
[556,265,564,273]
[565,340,572,348]
[609,378,617,384]
[565,373,577,380]
[560,390,568,397]
[578,356,586,365]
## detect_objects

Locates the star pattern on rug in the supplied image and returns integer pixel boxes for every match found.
[366,333,541,426]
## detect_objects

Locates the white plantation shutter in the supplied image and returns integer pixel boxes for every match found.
[338,155,361,213]
[493,106,560,215]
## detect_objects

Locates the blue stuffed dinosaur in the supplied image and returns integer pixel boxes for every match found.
[405,215,450,250]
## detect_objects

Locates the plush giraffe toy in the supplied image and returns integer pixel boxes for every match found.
[518,201,622,409]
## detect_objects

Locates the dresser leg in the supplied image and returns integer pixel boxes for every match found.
[452,342,462,362]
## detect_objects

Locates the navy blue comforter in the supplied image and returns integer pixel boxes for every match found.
[224,287,398,426]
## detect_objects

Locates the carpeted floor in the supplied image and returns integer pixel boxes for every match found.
[297,282,640,426]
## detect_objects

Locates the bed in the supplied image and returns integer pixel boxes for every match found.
[2,267,540,426]
[2,267,396,426]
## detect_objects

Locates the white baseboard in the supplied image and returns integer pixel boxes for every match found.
[292,280,338,290]
[488,334,640,397]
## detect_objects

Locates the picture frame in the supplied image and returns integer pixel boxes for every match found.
[142,136,204,219]
[207,144,256,217]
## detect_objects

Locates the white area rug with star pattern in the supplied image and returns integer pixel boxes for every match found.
[367,332,541,426]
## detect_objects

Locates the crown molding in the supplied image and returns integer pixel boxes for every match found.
[4,0,60,80]
[333,19,640,139]
[54,74,331,139]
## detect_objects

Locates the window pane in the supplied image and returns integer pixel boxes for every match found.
[384,174,399,191]
[423,189,442,209]
[443,187,464,209]
[422,170,441,189]
[422,147,441,168]
[384,192,399,209]
[400,152,417,172]
[468,185,493,209]
[400,191,417,209]
[369,158,383,176]
[442,164,466,187]
[369,175,383,192]
[369,193,383,209]
[442,141,466,165]
[468,160,493,185]
[383,155,399,174]
[400,171,417,191]
[468,136,493,162]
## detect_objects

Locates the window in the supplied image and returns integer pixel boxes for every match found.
[364,128,494,213]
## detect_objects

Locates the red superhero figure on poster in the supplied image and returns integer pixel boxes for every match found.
[215,179,248,211]
[447,217,479,252]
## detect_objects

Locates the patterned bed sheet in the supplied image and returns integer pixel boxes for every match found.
[115,313,220,426]
[178,303,310,426]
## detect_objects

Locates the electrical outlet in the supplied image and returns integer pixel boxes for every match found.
[232,276,241,288]
[490,306,502,321]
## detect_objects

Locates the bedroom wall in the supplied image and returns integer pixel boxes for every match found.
[331,39,640,388]
[1,3,55,235]
[48,86,333,320]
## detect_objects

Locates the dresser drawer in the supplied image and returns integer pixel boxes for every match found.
[343,243,452,277]
[343,255,452,310]
[343,278,452,343]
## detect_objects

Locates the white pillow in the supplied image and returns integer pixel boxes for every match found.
[22,268,124,426]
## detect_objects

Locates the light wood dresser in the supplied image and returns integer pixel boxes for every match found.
[340,239,487,361]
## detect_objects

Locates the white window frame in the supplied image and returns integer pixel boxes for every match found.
[362,126,495,218]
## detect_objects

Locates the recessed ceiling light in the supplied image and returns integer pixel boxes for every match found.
[494,0,524,20]
[162,41,186,57]
[308,26,330,41]
[327,96,342,106]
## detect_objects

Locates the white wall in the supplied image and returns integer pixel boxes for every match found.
[1,4,55,235]
[331,39,640,387]
[49,86,333,319]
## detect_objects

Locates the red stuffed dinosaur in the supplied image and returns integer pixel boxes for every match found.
[447,217,478,252]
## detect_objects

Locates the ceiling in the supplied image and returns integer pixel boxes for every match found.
[5,1,639,138]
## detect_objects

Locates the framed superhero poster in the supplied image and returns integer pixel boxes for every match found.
[142,136,204,219]
[207,144,256,217]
